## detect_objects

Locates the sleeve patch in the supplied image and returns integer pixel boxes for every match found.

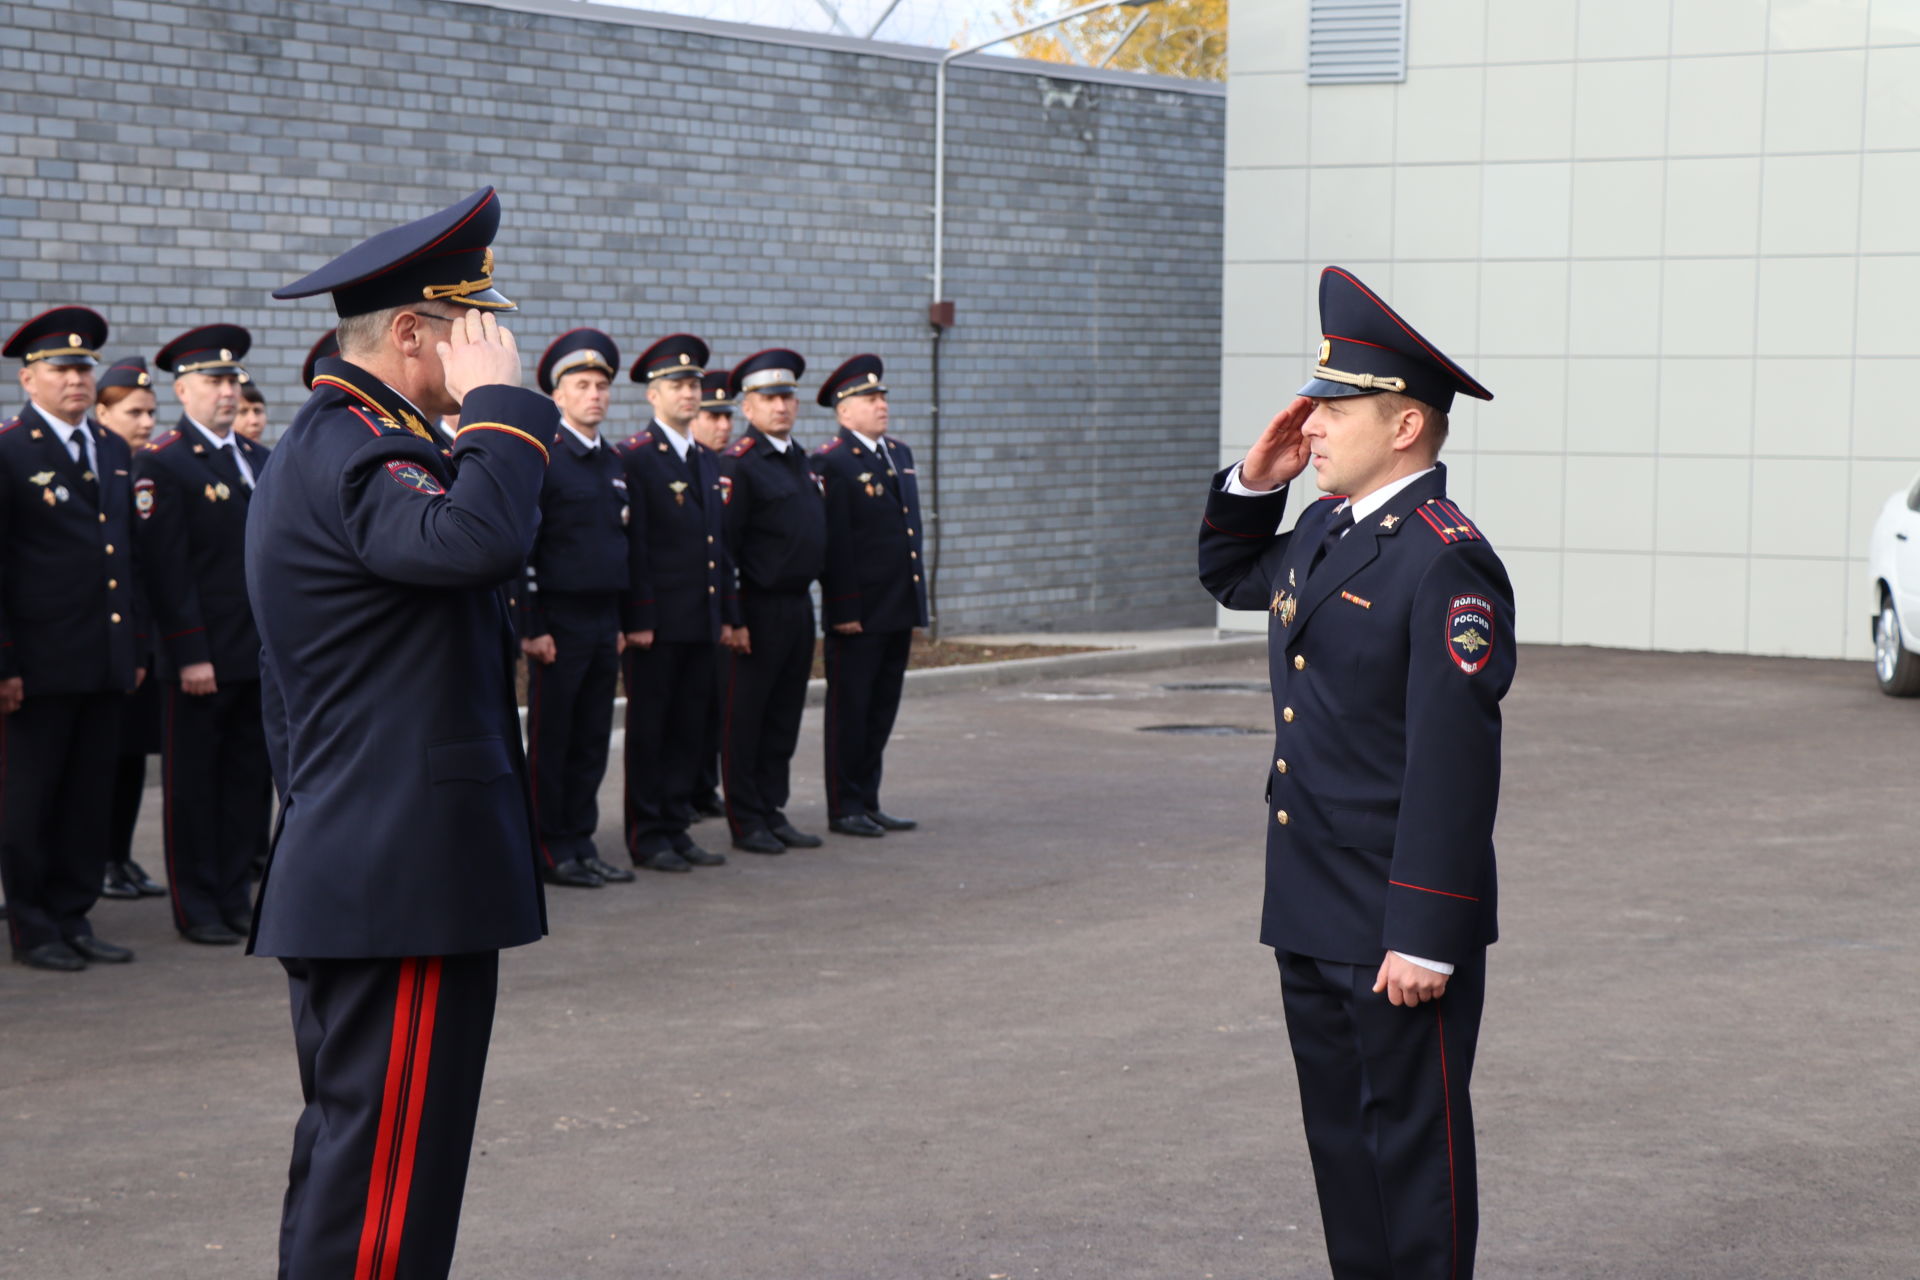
[385,459,446,495]
[134,477,156,519]
[717,474,734,505]
[1446,594,1495,674]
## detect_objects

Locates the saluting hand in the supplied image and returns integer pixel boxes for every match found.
[438,309,521,406]
[1239,397,1314,492]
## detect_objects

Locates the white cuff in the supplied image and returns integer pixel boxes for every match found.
[1393,951,1454,976]
[1223,461,1284,497]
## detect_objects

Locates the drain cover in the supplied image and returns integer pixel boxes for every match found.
[1137,724,1266,736]
[1159,681,1270,693]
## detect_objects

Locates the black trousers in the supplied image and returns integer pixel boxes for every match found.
[111,676,161,866]
[822,627,910,819]
[0,692,118,951]
[723,592,814,837]
[163,679,272,932]
[693,644,723,803]
[524,594,619,869]
[1277,949,1487,1280]
[278,952,499,1280]
[623,639,714,857]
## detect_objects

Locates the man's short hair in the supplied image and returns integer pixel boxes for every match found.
[1377,391,1449,451]
[334,305,407,358]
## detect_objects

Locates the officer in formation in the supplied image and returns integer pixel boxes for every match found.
[521,328,635,889]
[92,355,167,902]
[1198,266,1513,1280]
[718,349,827,855]
[812,355,925,837]
[617,334,729,872]
[139,324,273,946]
[686,367,735,818]
[0,308,142,970]
[247,187,550,1279]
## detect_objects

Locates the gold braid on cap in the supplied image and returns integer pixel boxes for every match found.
[1312,365,1407,393]
[422,248,499,303]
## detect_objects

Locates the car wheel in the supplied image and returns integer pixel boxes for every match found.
[1874,593,1920,696]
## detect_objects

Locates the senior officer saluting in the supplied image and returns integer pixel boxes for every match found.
[0,307,142,970]
[811,355,925,837]
[617,335,729,872]
[1198,266,1513,1280]
[248,188,553,1280]
[138,324,273,946]
[521,328,634,889]
[719,349,825,855]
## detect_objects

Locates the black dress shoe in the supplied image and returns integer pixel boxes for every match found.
[871,811,918,831]
[68,935,134,964]
[124,860,168,896]
[181,923,244,946]
[676,843,726,867]
[636,849,693,873]
[731,830,786,855]
[770,822,823,849]
[543,859,605,888]
[691,795,725,820]
[14,941,85,971]
[101,863,141,899]
[829,814,887,838]
[583,855,636,883]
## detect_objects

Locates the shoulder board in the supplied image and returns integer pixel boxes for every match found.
[146,430,182,452]
[818,437,842,454]
[0,416,19,437]
[726,437,756,458]
[1416,498,1484,545]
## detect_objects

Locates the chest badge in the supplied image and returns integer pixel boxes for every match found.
[28,470,54,486]
[1270,589,1298,627]
[718,475,733,505]
[669,480,689,506]
[1379,514,1399,529]
[1288,567,1297,588]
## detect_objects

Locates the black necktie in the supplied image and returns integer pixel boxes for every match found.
[209,443,245,489]
[1307,506,1355,578]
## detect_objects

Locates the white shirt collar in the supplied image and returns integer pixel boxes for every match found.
[1344,467,1436,526]
[32,400,86,434]
[559,419,599,452]
[761,431,792,454]
[188,417,232,449]
[653,419,692,461]
[850,428,886,456]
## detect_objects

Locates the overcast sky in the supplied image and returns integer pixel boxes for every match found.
[591,0,1023,47]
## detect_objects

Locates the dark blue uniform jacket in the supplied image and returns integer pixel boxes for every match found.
[616,422,726,644]
[244,357,554,959]
[1198,462,1515,966]
[133,420,269,680]
[721,427,826,610]
[813,429,928,632]
[0,404,141,694]
[520,421,631,637]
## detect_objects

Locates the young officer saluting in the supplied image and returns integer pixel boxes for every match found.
[248,188,553,1280]
[1198,266,1514,1280]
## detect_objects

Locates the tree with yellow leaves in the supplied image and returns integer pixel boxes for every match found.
[992,0,1226,81]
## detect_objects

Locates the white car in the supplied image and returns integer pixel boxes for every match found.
[1868,475,1920,695]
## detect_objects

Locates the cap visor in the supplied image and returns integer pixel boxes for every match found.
[1296,377,1377,400]
[41,354,99,369]
[454,288,517,313]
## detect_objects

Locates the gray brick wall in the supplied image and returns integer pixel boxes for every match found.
[0,0,1224,633]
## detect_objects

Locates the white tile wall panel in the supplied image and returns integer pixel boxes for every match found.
[1306,166,1399,259]
[1577,0,1673,60]
[1574,60,1671,160]
[1656,457,1752,554]
[1480,262,1571,355]
[1664,157,1762,257]
[1863,45,1920,149]
[1569,160,1667,257]
[1769,0,1871,50]
[1751,358,1849,458]
[1228,72,1312,167]
[1667,55,1768,155]
[1671,0,1771,56]
[1473,453,1568,547]
[1852,255,1920,358]
[1748,558,1849,655]
[1484,64,1577,161]
[1395,164,1486,258]
[1657,359,1757,455]
[1763,50,1868,153]
[1652,554,1751,652]
[1562,551,1655,648]
[1752,459,1849,558]
[1569,259,1663,357]
[1406,0,1488,66]
[1661,259,1760,357]
[1756,257,1858,358]
[1224,167,1309,263]
[1484,0,1577,63]
[1759,154,1861,257]
[1474,357,1570,453]
[1395,66,1488,163]
[1309,82,1401,165]
[1849,361,1920,458]
[1566,359,1661,454]
[1859,152,1920,255]
[1565,455,1657,552]
[1868,1,1920,44]
[1502,548,1565,643]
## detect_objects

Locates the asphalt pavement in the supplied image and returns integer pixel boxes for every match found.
[3,645,1917,1279]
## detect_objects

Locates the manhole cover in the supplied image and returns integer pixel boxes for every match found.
[1137,724,1266,736]
[1159,681,1270,694]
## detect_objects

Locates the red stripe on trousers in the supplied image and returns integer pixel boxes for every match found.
[162,684,188,931]
[354,957,443,1280]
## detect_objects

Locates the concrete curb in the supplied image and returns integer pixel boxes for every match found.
[517,635,1268,732]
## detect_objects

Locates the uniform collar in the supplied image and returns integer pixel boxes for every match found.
[843,426,886,457]
[307,356,436,443]
[29,399,86,436]
[187,416,234,450]
[1343,466,1436,526]
[559,418,599,454]
[652,418,692,461]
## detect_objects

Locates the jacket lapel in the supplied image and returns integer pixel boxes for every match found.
[1290,466,1450,637]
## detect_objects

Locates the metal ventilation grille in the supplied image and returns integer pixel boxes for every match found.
[1306,0,1409,85]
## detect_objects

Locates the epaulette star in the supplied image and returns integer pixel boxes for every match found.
[1416,498,1483,544]
[726,437,757,458]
